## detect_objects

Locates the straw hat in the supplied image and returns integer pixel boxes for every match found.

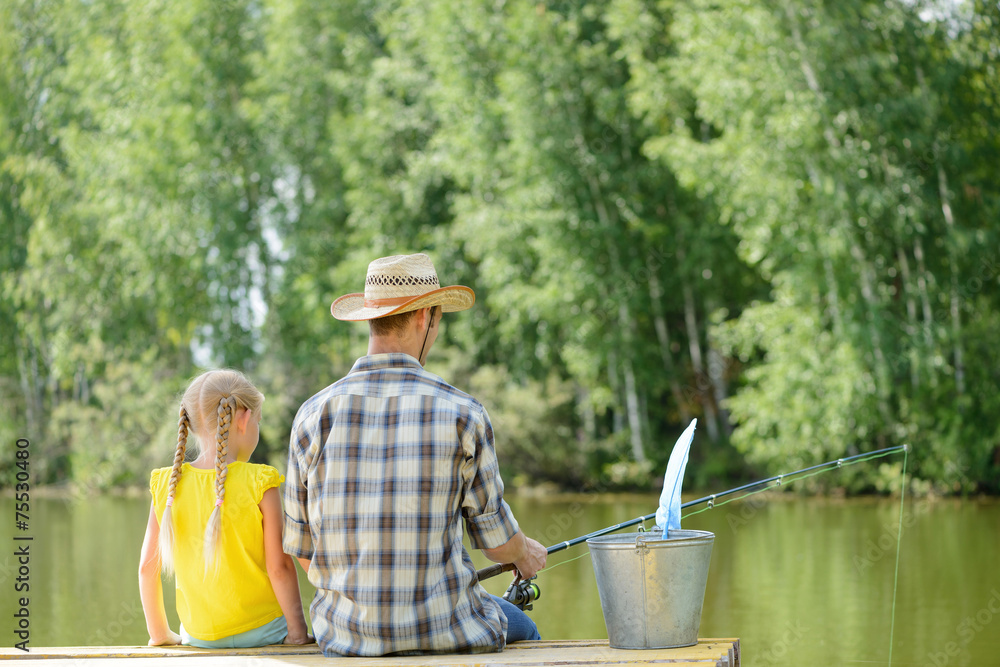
[331,253,475,321]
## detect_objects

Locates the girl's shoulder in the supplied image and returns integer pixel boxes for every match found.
[149,466,173,489]
[232,462,285,501]
[148,465,184,506]
[237,461,279,473]
[149,463,196,484]
[234,461,281,479]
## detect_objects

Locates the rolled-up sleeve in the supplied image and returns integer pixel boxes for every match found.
[283,412,314,559]
[461,405,520,549]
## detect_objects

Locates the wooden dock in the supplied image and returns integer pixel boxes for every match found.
[1,639,739,665]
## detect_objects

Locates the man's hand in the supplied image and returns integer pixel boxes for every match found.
[513,536,546,580]
[283,632,316,645]
[482,531,547,579]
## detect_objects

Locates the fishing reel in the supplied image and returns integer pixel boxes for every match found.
[503,576,541,611]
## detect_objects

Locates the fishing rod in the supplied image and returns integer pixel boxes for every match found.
[478,444,908,589]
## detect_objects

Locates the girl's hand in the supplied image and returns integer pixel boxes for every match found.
[283,632,315,645]
[148,630,182,646]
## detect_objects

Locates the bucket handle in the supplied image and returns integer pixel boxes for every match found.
[634,517,652,553]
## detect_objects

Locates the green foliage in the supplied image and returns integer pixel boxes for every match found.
[49,356,184,494]
[715,285,873,470]
[2,0,998,494]
[465,364,583,487]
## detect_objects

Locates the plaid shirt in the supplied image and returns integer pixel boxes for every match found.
[283,353,520,657]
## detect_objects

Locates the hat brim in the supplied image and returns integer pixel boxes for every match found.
[331,285,475,321]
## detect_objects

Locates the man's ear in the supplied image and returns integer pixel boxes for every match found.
[425,305,440,327]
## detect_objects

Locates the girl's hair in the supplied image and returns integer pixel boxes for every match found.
[158,369,264,575]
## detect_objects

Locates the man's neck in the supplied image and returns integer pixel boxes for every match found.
[367,307,435,365]
[368,337,417,358]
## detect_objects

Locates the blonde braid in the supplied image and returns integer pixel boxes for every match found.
[202,395,235,571]
[158,405,190,576]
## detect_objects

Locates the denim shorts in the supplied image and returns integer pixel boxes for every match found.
[181,615,288,649]
[490,594,541,642]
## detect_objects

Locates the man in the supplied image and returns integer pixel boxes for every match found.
[283,253,547,657]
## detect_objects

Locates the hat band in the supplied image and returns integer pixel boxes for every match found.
[363,295,416,308]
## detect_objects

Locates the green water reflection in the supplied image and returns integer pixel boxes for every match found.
[2,493,998,666]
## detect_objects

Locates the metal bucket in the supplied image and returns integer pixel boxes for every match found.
[587,529,714,649]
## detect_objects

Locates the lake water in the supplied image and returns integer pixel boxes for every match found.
[2,491,998,666]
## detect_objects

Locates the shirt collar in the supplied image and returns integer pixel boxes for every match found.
[349,352,424,374]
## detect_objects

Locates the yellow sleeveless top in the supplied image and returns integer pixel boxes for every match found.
[150,462,284,640]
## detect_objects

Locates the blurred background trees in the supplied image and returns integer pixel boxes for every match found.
[2,0,998,494]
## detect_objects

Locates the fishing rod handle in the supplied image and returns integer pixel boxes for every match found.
[476,562,515,582]
[478,540,577,581]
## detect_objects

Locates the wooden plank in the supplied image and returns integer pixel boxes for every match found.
[0,639,739,666]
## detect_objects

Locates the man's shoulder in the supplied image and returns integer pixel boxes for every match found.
[292,360,487,419]
[418,368,477,401]
[411,368,492,420]
[292,377,349,424]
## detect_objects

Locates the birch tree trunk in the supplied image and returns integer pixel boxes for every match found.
[934,153,965,397]
[849,237,894,426]
[607,348,625,439]
[823,256,844,338]
[677,254,720,442]
[648,257,694,425]
[583,165,647,462]
[913,57,965,397]
[15,334,45,439]
[896,245,922,389]
[619,304,647,464]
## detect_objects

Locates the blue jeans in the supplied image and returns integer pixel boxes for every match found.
[181,615,288,648]
[491,594,541,642]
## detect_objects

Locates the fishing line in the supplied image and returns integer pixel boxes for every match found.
[680,448,898,519]
[887,445,909,667]
[540,550,593,574]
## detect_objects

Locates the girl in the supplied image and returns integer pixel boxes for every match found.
[139,369,312,648]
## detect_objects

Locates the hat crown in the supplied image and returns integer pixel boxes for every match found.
[331,252,474,321]
[364,254,442,299]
